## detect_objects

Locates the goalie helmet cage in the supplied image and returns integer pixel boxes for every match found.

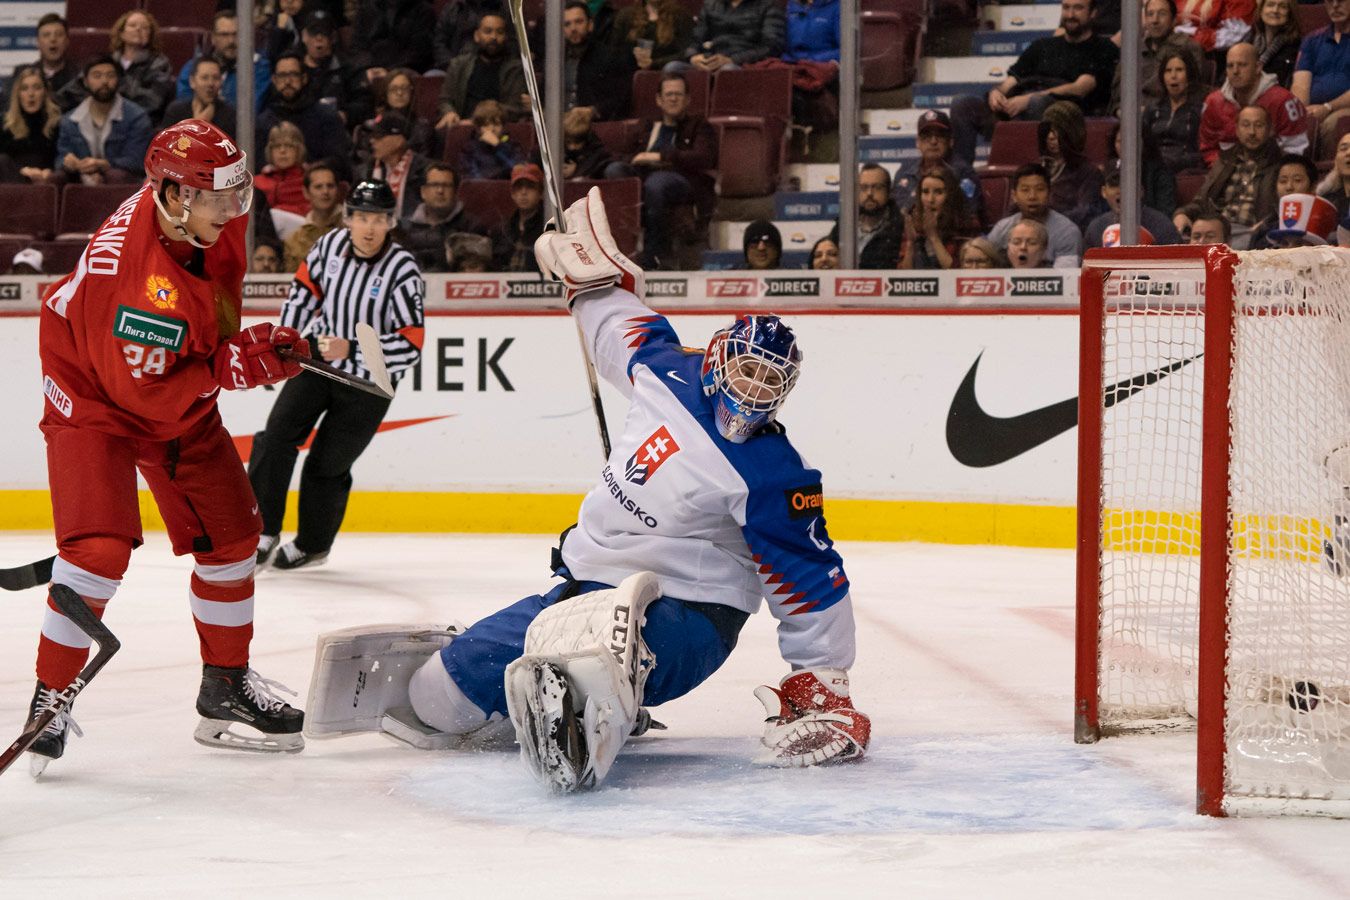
[1076,244,1350,818]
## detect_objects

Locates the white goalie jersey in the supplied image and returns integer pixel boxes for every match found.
[560,287,857,671]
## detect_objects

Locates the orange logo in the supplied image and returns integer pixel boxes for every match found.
[146,274,179,310]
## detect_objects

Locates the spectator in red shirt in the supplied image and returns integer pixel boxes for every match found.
[1199,41,1308,164]
[255,122,309,218]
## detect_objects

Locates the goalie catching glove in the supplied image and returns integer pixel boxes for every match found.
[754,668,871,767]
[534,186,645,305]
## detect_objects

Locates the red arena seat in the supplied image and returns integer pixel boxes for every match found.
[57,183,141,239]
[456,179,517,232]
[26,240,91,277]
[143,0,220,30]
[563,178,641,256]
[0,184,59,241]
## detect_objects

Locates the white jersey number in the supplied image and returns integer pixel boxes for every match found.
[123,344,167,379]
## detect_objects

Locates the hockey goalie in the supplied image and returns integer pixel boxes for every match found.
[305,188,871,792]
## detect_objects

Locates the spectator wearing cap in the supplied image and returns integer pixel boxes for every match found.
[891,110,983,232]
[358,69,437,165]
[11,247,43,274]
[1254,192,1340,246]
[56,56,152,184]
[161,57,237,137]
[257,50,352,182]
[669,0,786,73]
[174,10,272,113]
[1086,162,1184,248]
[437,11,528,128]
[561,1,634,122]
[491,163,547,273]
[949,0,1119,167]
[360,111,432,220]
[458,100,527,180]
[742,220,783,269]
[299,10,363,123]
[350,0,438,87]
[609,72,717,269]
[398,162,485,273]
[1292,0,1350,161]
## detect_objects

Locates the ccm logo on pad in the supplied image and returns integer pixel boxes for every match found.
[785,484,824,519]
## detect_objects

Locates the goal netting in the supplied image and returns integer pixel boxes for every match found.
[1077,245,1350,817]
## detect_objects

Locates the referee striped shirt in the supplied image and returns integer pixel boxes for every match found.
[283,228,425,383]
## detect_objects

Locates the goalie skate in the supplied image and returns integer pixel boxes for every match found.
[194,665,304,754]
[507,659,589,792]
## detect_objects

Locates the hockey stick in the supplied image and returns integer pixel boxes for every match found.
[507,0,612,458]
[277,349,393,399]
[0,554,54,592]
[0,584,121,776]
[354,323,395,398]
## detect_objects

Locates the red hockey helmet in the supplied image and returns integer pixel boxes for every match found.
[145,119,252,246]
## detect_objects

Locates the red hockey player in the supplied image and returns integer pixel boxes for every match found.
[24,119,310,776]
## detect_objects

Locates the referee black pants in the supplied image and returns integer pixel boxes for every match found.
[247,370,393,554]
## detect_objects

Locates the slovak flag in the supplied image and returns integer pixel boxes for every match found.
[624,425,681,485]
[1282,199,1302,230]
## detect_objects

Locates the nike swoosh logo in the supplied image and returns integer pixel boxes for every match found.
[230,415,456,461]
[666,370,688,384]
[946,352,1200,468]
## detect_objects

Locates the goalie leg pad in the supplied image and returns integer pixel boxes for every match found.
[303,624,461,739]
[504,571,660,791]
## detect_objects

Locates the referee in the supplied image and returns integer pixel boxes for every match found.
[250,180,425,570]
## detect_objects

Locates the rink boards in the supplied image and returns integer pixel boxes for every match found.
[0,271,1086,546]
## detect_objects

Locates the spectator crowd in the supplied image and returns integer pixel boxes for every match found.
[0,0,1346,277]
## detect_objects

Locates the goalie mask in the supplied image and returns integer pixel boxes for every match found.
[701,315,802,443]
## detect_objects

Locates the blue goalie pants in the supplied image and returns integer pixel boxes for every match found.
[441,577,749,718]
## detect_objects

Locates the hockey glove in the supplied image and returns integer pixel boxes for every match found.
[213,324,308,390]
[534,186,645,306]
[754,668,871,767]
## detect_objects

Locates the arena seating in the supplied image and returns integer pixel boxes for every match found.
[0,185,59,242]
[57,184,141,239]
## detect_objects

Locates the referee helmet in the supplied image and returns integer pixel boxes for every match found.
[346,179,397,216]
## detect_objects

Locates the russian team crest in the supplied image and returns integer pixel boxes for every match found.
[624,425,681,485]
[146,274,178,310]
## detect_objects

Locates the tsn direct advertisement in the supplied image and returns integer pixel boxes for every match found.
[0,271,1084,542]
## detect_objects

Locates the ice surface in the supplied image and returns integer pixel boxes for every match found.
[1,533,1347,897]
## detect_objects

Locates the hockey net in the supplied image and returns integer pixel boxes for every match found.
[1077,245,1350,817]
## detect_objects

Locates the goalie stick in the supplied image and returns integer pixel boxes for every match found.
[0,554,54,592]
[0,584,121,777]
[507,0,612,458]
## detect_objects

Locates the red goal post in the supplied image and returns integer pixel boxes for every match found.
[1077,244,1350,817]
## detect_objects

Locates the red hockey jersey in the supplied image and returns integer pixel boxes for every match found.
[39,184,249,441]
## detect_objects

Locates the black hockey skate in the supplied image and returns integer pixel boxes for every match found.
[272,540,328,571]
[1325,515,1350,577]
[256,534,279,568]
[26,680,83,778]
[194,665,305,753]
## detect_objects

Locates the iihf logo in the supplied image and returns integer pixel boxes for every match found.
[625,425,681,485]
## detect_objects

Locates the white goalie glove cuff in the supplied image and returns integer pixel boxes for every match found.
[534,186,645,304]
